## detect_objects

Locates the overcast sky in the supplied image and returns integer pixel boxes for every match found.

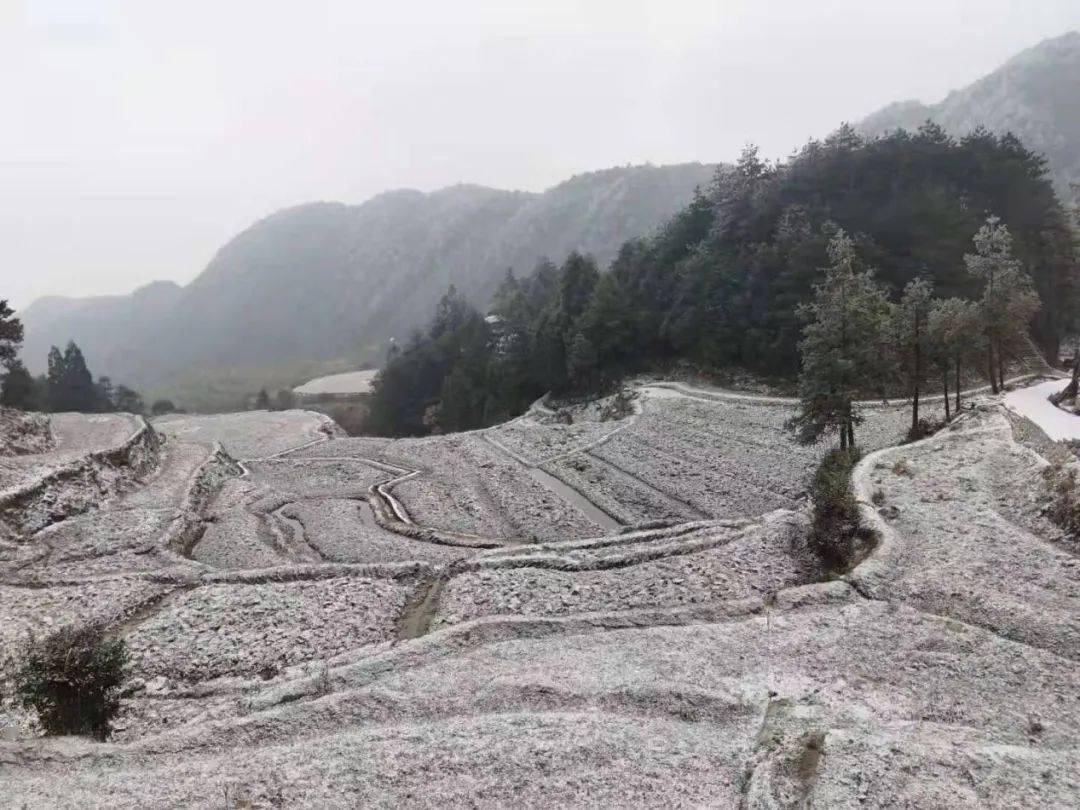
[2,0,1078,309]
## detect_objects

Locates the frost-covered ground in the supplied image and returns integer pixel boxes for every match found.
[2,379,1078,808]
[0,412,139,493]
[0,407,52,457]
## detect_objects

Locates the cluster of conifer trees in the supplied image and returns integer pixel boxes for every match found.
[367,123,1078,438]
[791,217,1040,448]
[0,305,147,414]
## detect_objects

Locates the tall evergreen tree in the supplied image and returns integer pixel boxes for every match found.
[789,230,892,449]
[928,297,983,416]
[1,359,37,410]
[890,277,934,434]
[46,342,98,412]
[46,346,65,412]
[0,300,23,371]
[58,342,98,413]
[566,331,599,393]
[963,216,1041,391]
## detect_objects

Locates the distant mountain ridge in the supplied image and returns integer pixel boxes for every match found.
[21,163,717,404]
[859,31,1080,196]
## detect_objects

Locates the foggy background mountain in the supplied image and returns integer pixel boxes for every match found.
[4,1,1078,309]
[860,31,1080,196]
[5,2,1080,409]
[18,163,717,408]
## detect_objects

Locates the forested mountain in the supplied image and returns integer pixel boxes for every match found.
[368,125,1078,436]
[20,163,716,407]
[859,31,1080,196]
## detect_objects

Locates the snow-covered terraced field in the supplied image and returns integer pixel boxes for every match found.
[242,457,388,499]
[155,409,334,460]
[852,408,1080,659]
[380,431,608,542]
[436,510,817,628]
[125,573,411,684]
[0,412,142,493]
[3,379,1078,808]
[282,499,470,564]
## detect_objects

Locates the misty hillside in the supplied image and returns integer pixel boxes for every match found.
[860,30,1080,196]
[21,163,716,404]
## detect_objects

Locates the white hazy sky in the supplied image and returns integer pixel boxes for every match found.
[2,0,1078,309]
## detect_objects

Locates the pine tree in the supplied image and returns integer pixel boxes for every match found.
[890,278,934,435]
[0,300,23,371]
[254,389,270,410]
[964,216,1041,391]
[429,285,472,340]
[789,230,892,449]
[576,272,636,381]
[556,252,600,323]
[46,346,64,412]
[1,359,37,410]
[927,298,975,419]
[566,331,599,393]
[60,342,98,412]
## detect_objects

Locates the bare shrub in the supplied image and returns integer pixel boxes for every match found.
[1043,459,1080,540]
[599,388,636,421]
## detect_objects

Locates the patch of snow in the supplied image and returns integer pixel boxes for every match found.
[1004,378,1080,440]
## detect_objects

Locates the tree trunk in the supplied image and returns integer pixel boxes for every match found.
[996,339,1006,391]
[955,358,961,412]
[988,343,998,394]
[1051,354,1080,405]
[942,371,951,421]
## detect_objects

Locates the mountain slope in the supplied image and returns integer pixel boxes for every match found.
[859,31,1080,196]
[20,163,717,405]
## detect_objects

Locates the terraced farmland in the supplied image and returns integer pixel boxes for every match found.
[1,380,1077,808]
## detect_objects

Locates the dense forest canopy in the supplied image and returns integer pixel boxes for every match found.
[368,123,1078,437]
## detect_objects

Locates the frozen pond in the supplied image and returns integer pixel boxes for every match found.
[1004,378,1080,440]
[294,369,378,395]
